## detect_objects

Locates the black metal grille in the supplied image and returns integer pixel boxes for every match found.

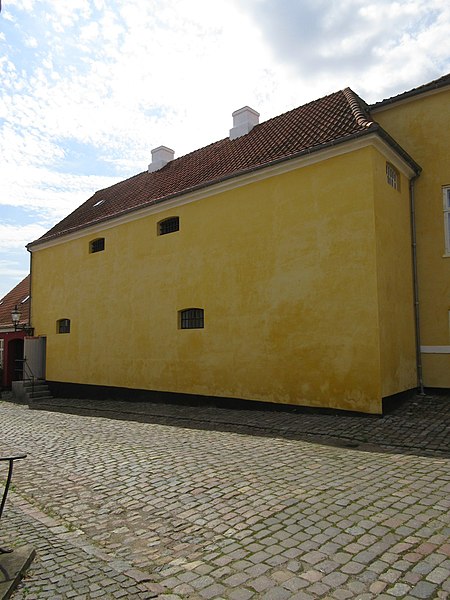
[386,163,399,190]
[159,217,179,235]
[90,238,105,253]
[58,319,71,334]
[180,308,204,329]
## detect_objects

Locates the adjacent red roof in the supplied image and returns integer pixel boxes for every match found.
[371,73,450,109]
[0,275,30,329]
[29,87,419,247]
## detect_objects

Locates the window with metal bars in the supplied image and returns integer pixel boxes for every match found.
[386,162,400,190]
[158,216,179,235]
[57,318,71,334]
[90,238,105,253]
[179,308,204,329]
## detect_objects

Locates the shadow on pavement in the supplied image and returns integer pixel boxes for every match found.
[13,391,450,460]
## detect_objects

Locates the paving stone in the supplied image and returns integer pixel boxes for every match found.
[341,560,366,574]
[248,575,274,592]
[282,576,309,592]
[410,581,439,598]
[330,589,354,599]
[260,586,291,599]
[386,582,413,596]
[426,566,450,584]
[198,583,227,599]
[300,569,324,583]
[321,571,349,588]
[223,572,250,587]
[228,588,254,600]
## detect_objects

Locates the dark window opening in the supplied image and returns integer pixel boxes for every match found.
[159,217,179,236]
[90,238,105,253]
[57,319,71,334]
[180,308,204,329]
[386,162,400,191]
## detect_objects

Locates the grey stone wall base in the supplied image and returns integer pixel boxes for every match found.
[11,382,27,405]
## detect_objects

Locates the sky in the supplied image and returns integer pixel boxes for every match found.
[1,0,449,300]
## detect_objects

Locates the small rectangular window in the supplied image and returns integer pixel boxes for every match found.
[386,162,400,190]
[179,308,204,329]
[90,238,105,253]
[57,319,71,334]
[444,187,450,255]
[158,217,179,236]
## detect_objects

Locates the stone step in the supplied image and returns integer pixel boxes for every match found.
[24,386,49,394]
[21,380,54,403]
[28,388,51,398]
[23,382,47,388]
[29,397,54,404]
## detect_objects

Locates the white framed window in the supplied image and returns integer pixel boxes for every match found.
[0,339,3,369]
[386,162,400,190]
[444,186,450,255]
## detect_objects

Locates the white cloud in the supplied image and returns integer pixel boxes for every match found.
[0,163,119,224]
[0,258,30,300]
[0,224,47,251]
[24,35,38,48]
[236,0,450,101]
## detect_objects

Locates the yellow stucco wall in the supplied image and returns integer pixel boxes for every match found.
[374,88,450,387]
[371,149,417,397]
[31,144,417,413]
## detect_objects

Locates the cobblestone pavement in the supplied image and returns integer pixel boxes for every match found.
[25,392,450,458]
[0,394,449,599]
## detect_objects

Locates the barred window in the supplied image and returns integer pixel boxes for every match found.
[90,238,105,253]
[158,216,179,236]
[386,162,400,190]
[179,308,204,329]
[57,319,71,334]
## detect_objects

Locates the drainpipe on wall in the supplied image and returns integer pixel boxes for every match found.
[410,175,425,395]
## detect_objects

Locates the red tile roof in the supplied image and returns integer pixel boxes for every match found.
[370,73,450,109]
[29,88,418,247]
[0,275,30,328]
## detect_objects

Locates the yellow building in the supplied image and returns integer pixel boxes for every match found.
[371,74,450,390]
[27,76,449,414]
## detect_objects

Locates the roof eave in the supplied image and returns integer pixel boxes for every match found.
[370,75,450,110]
[27,126,419,249]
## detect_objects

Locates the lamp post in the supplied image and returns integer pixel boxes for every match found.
[11,305,21,331]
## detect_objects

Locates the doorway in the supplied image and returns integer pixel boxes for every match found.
[6,338,24,386]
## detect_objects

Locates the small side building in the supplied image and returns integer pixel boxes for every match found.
[371,74,450,390]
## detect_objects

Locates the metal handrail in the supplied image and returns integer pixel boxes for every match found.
[14,357,39,398]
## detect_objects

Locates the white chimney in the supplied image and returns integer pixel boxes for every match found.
[148,146,175,173]
[229,106,260,140]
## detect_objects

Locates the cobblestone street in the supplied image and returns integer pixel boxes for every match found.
[0,395,449,599]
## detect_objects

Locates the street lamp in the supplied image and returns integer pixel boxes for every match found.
[11,305,21,331]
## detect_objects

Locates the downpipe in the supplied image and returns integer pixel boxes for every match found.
[410,176,425,395]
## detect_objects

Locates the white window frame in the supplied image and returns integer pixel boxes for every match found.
[444,186,450,256]
[0,339,3,369]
